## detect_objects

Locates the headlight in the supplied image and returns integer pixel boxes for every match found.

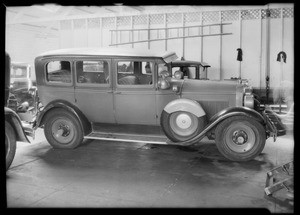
[174,70,183,79]
[244,94,254,109]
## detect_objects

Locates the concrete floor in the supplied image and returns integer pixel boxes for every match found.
[6,128,294,212]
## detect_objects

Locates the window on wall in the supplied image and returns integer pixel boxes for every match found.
[76,60,109,84]
[46,61,71,83]
[117,61,153,85]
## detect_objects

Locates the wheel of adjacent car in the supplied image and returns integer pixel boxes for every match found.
[5,121,17,170]
[44,108,83,149]
[161,110,206,142]
[215,116,266,162]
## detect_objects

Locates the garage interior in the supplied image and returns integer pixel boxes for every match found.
[5,3,294,212]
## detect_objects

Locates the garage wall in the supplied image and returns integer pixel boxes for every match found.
[5,25,60,80]
[6,4,293,93]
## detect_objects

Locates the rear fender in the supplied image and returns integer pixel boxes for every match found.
[5,107,30,143]
[164,98,206,117]
[36,100,91,135]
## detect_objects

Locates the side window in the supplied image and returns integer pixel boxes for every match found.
[117,61,153,85]
[76,60,109,84]
[46,61,71,83]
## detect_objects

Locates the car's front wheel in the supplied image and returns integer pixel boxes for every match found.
[44,108,83,149]
[215,116,266,162]
[5,121,17,170]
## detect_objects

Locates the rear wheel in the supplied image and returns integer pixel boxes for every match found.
[161,110,206,142]
[44,108,83,149]
[5,121,17,170]
[215,116,266,162]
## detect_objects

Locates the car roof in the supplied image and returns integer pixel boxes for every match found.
[170,60,211,67]
[11,62,30,67]
[38,47,176,59]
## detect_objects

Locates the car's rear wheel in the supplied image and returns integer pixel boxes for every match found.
[161,110,206,142]
[5,121,17,170]
[215,116,266,162]
[44,108,83,149]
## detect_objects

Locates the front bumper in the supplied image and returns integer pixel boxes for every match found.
[263,110,286,141]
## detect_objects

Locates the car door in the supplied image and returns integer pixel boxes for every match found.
[113,58,157,125]
[74,58,115,123]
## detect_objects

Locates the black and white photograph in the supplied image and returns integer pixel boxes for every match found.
[4,2,294,212]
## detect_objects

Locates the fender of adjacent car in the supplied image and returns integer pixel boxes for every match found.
[5,107,30,143]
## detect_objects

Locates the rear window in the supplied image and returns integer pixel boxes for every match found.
[46,61,71,83]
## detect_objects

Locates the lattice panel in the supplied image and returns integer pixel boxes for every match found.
[184,12,201,23]
[117,16,131,27]
[60,20,71,30]
[150,14,164,25]
[203,11,220,23]
[270,8,281,19]
[261,9,268,19]
[88,18,100,28]
[283,8,294,18]
[222,10,239,21]
[74,19,86,29]
[167,13,182,24]
[133,15,147,25]
[102,17,115,29]
[241,9,260,20]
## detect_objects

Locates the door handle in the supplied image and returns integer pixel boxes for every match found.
[107,91,113,93]
[114,91,122,94]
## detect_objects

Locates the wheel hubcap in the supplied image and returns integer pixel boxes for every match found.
[170,112,198,137]
[176,113,192,129]
[225,122,256,153]
[52,118,74,144]
[232,130,248,145]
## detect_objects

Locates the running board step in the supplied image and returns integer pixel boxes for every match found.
[84,132,170,145]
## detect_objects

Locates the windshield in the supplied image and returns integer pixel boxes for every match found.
[11,66,27,78]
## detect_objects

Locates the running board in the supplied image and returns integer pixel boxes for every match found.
[84,132,171,145]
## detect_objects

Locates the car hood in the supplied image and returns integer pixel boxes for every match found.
[181,79,240,95]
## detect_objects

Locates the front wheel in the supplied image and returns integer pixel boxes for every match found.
[215,116,266,162]
[44,108,83,149]
[5,121,17,170]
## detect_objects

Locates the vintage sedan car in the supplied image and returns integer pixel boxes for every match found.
[33,48,283,161]
[168,60,211,80]
[9,62,36,108]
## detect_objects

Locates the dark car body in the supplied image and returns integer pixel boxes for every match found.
[5,53,30,170]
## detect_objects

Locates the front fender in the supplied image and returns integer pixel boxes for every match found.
[5,107,30,143]
[164,98,206,117]
[173,106,266,146]
[209,106,265,125]
[36,100,91,135]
